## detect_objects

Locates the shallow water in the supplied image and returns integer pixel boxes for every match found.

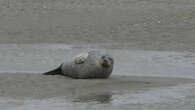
[0,74,195,110]
[1,79,195,110]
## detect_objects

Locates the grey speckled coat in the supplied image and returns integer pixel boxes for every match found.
[43,51,114,79]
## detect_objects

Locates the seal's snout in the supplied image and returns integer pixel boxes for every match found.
[102,58,109,68]
[100,55,113,68]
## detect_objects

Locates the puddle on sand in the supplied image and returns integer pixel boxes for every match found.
[73,92,113,104]
[2,83,195,110]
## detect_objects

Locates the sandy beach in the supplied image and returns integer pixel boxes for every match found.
[0,0,195,109]
[1,73,195,110]
[0,45,195,110]
[1,74,194,100]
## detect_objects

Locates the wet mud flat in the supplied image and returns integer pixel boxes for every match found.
[0,0,195,109]
[0,44,195,109]
[0,73,194,100]
[1,74,195,110]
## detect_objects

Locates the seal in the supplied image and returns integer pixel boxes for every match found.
[43,51,114,79]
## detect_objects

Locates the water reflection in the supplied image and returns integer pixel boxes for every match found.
[73,92,113,104]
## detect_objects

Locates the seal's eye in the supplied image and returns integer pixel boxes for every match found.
[100,56,110,68]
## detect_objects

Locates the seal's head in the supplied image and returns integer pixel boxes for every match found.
[99,54,114,68]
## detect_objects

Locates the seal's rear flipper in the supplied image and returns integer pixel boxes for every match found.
[43,64,63,75]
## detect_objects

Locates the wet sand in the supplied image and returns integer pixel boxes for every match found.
[0,73,194,100]
[0,44,195,109]
[0,0,195,109]
[1,73,195,110]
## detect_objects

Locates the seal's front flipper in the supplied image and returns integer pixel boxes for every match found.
[43,64,63,75]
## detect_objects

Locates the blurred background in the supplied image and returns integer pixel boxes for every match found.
[0,0,195,51]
